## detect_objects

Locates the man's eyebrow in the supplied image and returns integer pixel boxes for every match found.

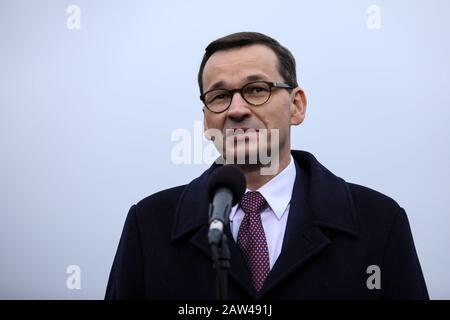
[245,74,269,82]
[205,74,270,92]
[206,80,226,92]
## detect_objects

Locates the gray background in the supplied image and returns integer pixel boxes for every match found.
[1,0,449,299]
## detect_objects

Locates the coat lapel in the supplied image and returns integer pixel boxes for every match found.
[259,161,332,296]
[259,151,360,297]
[171,150,360,299]
[171,162,257,298]
[188,223,256,297]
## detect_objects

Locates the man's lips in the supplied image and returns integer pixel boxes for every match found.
[225,128,260,137]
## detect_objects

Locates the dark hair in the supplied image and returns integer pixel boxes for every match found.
[197,32,298,94]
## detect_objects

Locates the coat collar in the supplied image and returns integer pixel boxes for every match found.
[171,150,359,241]
[291,150,359,236]
[170,150,359,298]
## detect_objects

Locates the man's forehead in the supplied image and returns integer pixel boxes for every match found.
[202,44,280,91]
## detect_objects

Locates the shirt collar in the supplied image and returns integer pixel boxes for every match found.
[230,155,297,221]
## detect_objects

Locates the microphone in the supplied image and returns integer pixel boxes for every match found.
[207,165,246,245]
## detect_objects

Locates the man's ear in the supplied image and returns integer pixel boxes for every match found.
[290,87,307,126]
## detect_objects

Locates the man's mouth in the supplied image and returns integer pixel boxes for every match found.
[225,128,259,137]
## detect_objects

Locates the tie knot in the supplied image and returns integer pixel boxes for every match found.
[239,191,267,216]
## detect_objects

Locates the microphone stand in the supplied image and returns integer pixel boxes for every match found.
[206,164,246,300]
[210,232,231,300]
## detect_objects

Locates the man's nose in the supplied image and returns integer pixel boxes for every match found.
[226,91,251,120]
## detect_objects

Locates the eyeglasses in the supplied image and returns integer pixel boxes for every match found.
[200,81,294,114]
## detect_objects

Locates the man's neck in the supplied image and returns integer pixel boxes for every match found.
[238,151,292,191]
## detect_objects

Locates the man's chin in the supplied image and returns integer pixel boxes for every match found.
[222,144,261,165]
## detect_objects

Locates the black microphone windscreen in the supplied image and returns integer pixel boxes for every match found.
[207,165,246,206]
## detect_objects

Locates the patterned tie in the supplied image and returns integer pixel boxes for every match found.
[237,191,270,293]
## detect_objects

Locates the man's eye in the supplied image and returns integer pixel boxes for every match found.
[211,94,227,101]
[249,86,268,94]
[207,93,228,103]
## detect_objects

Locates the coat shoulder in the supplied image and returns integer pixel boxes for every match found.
[347,183,406,228]
[133,185,187,222]
[347,182,404,225]
[348,182,401,208]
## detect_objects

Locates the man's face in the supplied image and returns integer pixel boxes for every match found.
[202,44,306,166]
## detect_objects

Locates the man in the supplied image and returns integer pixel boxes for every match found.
[105,32,428,299]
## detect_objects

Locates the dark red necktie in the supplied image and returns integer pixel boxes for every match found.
[237,191,270,293]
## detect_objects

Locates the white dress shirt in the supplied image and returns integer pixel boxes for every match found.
[229,156,297,270]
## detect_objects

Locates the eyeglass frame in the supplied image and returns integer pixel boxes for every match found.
[200,80,294,114]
